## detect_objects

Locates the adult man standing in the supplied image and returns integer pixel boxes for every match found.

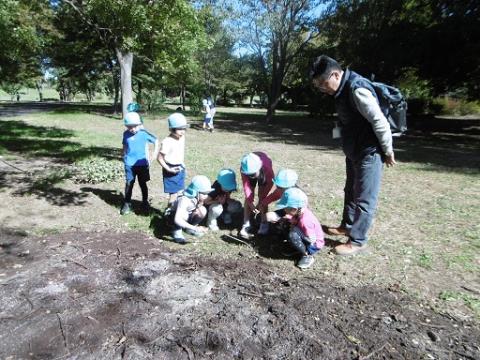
[310,55,396,256]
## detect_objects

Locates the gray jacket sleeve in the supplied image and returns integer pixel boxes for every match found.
[353,87,393,156]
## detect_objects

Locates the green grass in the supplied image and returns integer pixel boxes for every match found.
[1,103,480,320]
[439,290,480,318]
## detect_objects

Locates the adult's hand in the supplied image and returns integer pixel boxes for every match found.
[385,153,396,167]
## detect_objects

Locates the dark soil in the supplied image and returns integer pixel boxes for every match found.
[1,228,479,360]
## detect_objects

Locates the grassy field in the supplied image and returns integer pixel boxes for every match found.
[0,87,112,102]
[1,103,479,320]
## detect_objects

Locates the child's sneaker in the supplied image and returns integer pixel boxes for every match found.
[257,222,269,235]
[223,212,232,225]
[239,226,254,240]
[297,255,315,269]
[207,219,220,231]
[185,228,205,237]
[120,202,131,215]
[173,237,187,244]
[172,229,187,244]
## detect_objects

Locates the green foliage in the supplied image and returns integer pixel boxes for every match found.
[188,92,203,115]
[143,89,167,113]
[73,157,123,184]
[320,0,480,99]
[396,68,432,100]
[0,0,52,87]
[432,97,480,116]
[51,0,203,108]
[418,251,433,269]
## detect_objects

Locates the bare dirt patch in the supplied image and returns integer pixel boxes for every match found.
[1,229,479,359]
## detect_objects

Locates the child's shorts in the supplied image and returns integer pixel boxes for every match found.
[203,115,212,124]
[163,164,185,194]
[125,165,150,183]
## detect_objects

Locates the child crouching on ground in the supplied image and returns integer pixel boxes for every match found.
[171,175,213,244]
[204,168,243,231]
[239,152,274,239]
[274,188,324,269]
[121,112,158,215]
[157,113,188,214]
[261,168,299,234]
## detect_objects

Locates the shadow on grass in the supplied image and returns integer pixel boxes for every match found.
[213,110,480,173]
[80,187,159,217]
[0,101,119,117]
[2,102,479,173]
[0,120,120,162]
[13,170,89,206]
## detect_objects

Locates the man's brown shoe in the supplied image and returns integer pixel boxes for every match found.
[323,225,348,236]
[335,241,368,256]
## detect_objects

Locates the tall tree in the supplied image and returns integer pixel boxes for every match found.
[319,0,480,98]
[0,0,53,96]
[57,0,200,116]
[230,0,323,121]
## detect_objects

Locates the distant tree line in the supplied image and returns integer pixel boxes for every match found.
[0,0,478,119]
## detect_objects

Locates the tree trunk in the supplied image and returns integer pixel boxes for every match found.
[265,75,283,123]
[180,84,186,110]
[112,68,120,114]
[137,81,142,106]
[115,48,133,118]
[36,80,44,102]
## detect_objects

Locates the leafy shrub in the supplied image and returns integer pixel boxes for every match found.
[188,92,202,115]
[432,97,480,116]
[73,157,123,184]
[397,68,432,100]
[397,68,434,115]
[144,89,166,113]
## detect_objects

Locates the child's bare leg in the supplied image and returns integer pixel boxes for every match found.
[168,192,178,206]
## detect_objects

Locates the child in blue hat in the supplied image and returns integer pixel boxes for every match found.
[121,112,158,215]
[157,113,188,213]
[170,175,213,244]
[204,169,243,231]
[275,188,324,269]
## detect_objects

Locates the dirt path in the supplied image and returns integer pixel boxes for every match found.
[1,228,479,359]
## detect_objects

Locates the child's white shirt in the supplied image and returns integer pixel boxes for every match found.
[160,135,185,165]
[173,196,198,230]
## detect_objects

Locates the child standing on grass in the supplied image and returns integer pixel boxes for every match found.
[157,113,188,214]
[171,175,213,244]
[202,97,215,132]
[275,188,324,269]
[204,168,243,231]
[120,112,158,215]
[239,152,274,239]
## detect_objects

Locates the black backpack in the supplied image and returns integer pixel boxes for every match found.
[352,80,408,137]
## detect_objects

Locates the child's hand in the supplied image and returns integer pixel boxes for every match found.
[169,166,181,173]
[252,207,260,215]
[196,226,208,233]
